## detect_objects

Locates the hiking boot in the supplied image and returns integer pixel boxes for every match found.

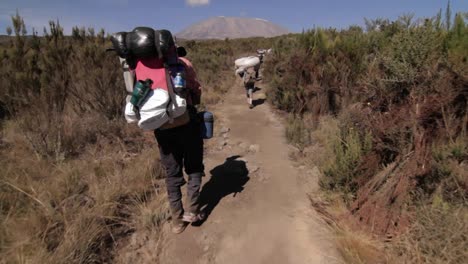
[171,220,188,234]
[182,212,205,223]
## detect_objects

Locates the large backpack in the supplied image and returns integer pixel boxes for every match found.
[110,27,188,130]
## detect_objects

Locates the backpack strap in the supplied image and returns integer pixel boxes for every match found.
[164,63,177,123]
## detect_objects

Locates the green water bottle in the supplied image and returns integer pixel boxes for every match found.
[130,79,153,108]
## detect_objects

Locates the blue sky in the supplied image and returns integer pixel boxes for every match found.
[0,0,466,35]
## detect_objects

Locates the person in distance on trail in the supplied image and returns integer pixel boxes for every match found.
[236,49,270,109]
[237,67,256,109]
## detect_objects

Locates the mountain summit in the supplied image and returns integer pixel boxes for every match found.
[176,16,290,39]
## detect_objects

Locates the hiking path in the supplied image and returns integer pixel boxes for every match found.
[157,81,342,264]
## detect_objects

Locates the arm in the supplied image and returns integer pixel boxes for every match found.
[180,57,202,106]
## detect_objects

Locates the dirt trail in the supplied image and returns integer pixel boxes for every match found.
[158,83,341,264]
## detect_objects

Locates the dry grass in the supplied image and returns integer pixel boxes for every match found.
[335,228,389,264]
[309,115,341,165]
[305,116,467,264]
[309,193,391,264]
[199,70,237,107]
[391,137,468,264]
[393,203,468,264]
[285,114,311,150]
[0,117,168,263]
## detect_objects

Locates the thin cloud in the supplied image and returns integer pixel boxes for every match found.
[186,0,210,7]
[95,0,129,6]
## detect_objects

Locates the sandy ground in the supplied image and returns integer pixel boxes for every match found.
[156,82,342,264]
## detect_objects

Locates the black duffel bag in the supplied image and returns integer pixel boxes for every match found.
[110,27,179,64]
[110,31,129,58]
[126,27,157,58]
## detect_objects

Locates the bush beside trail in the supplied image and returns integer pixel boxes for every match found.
[264,9,467,263]
[0,15,167,263]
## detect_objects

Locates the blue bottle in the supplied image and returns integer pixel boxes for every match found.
[171,65,187,96]
[173,72,185,89]
[199,111,214,139]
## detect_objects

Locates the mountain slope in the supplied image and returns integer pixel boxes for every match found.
[176,17,290,39]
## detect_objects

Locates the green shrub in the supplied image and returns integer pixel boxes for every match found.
[321,124,372,194]
[285,115,310,150]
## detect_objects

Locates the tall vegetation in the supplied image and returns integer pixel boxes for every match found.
[264,6,467,263]
[0,12,168,263]
[0,12,276,262]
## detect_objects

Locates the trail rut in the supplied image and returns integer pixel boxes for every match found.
[158,83,341,264]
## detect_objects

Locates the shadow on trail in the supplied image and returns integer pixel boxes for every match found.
[252,98,266,107]
[194,155,250,226]
[253,87,262,93]
[251,86,265,108]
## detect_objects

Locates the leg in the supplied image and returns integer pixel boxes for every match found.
[245,78,254,107]
[254,63,261,79]
[186,172,203,215]
[183,119,205,214]
[154,128,186,223]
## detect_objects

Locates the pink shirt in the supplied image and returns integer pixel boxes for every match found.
[134,57,168,91]
[133,56,202,106]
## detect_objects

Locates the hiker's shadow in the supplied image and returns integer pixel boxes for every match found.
[252,87,265,108]
[194,155,250,226]
[252,98,266,107]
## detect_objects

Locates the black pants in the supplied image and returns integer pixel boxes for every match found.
[245,78,255,98]
[154,117,204,219]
